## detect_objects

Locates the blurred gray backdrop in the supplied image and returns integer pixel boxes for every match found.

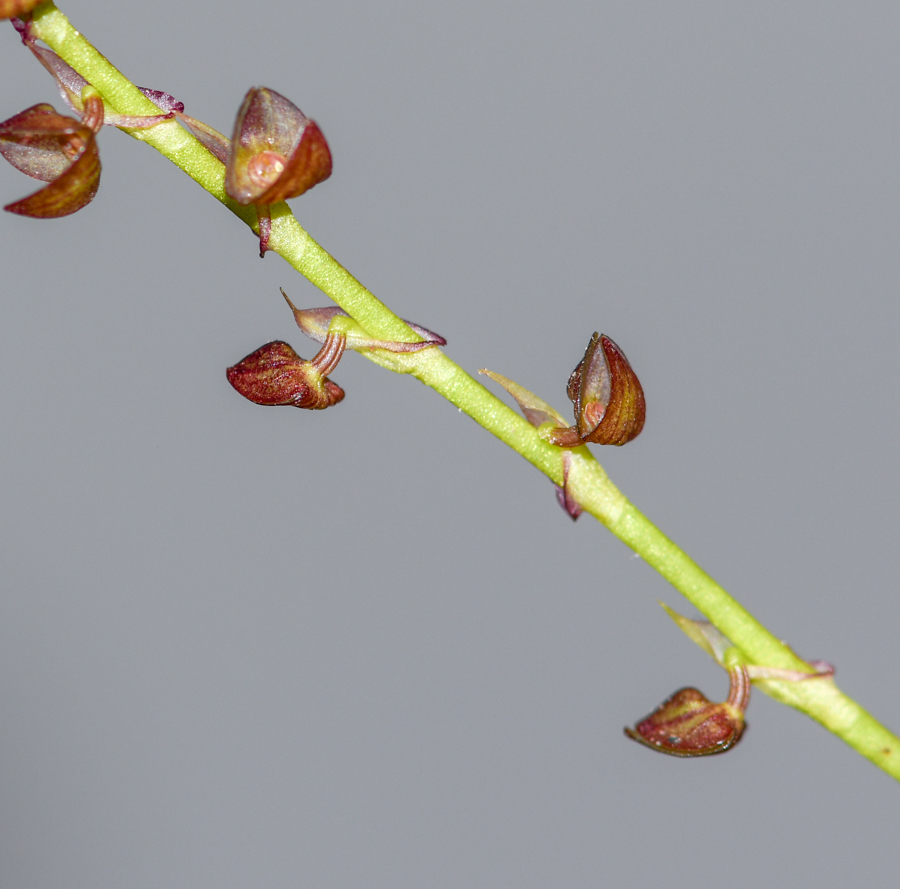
[1,2,898,886]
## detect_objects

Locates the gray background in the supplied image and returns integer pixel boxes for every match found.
[1,1,898,886]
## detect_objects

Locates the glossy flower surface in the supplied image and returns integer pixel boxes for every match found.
[545,333,645,447]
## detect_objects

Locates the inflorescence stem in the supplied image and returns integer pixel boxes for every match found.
[22,0,900,780]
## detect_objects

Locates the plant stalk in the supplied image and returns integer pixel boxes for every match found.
[23,1,900,780]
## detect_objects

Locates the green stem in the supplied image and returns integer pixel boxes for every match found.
[25,1,900,780]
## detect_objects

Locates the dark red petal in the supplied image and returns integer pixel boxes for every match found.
[2,109,100,218]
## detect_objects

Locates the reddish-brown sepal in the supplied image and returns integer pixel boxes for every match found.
[0,103,100,217]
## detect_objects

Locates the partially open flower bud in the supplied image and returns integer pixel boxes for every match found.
[543,333,645,448]
[0,103,100,217]
[226,87,331,206]
[226,338,345,410]
[624,665,750,757]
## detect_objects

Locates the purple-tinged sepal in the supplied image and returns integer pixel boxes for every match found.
[15,25,178,130]
[555,452,583,520]
[281,289,446,353]
[136,88,184,115]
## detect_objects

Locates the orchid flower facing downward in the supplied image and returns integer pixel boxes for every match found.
[227,289,445,410]
[624,665,751,757]
[227,338,347,410]
[623,604,835,757]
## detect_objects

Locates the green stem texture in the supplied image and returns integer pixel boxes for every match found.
[24,1,900,781]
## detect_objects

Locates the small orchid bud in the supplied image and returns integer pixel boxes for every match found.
[226,337,346,410]
[543,333,646,448]
[0,103,100,217]
[225,88,332,207]
[1,0,43,19]
[624,665,751,757]
[280,289,446,353]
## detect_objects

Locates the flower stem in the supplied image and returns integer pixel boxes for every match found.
[26,1,900,780]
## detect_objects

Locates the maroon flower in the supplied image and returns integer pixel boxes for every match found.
[226,87,331,207]
[226,339,345,410]
[625,665,751,757]
[2,24,182,217]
